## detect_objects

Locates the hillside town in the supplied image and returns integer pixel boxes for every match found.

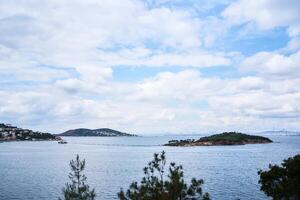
[0,123,57,141]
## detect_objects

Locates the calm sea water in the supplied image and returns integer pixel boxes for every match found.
[0,135,299,200]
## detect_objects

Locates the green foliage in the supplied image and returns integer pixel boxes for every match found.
[258,154,300,200]
[118,151,210,200]
[60,155,96,200]
[198,132,272,142]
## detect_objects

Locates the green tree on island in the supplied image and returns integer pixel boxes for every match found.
[258,154,300,200]
[118,151,210,200]
[60,155,96,200]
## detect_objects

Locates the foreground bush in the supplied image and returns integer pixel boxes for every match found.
[118,151,210,200]
[258,154,300,200]
[60,155,96,200]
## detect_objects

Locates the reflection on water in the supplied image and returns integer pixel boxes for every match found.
[0,135,299,200]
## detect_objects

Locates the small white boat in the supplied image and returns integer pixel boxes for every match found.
[58,140,67,144]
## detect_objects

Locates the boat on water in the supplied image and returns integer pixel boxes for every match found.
[58,140,67,144]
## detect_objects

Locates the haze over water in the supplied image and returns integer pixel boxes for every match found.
[1,135,299,200]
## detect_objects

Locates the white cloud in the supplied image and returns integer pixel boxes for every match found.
[240,51,300,77]
[1,0,300,134]
[222,0,300,36]
[130,70,222,102]
[0,0,202,52]
[279,37,300,53]
[0,0,235,86]
[97,48,231,68]
[1,68,300,133]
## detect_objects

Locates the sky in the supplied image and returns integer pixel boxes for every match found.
[1,0,300,134]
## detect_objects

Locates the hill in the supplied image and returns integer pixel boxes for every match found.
[165,132,272,146]
[0,123,57,141]
[57,128,136,137]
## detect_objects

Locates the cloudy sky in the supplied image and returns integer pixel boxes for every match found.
[1,0,300,134]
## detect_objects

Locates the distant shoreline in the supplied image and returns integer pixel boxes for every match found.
[56,128,137,137]
[0,138,58,143]
[58,135,138,137]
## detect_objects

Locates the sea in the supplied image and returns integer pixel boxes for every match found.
[0,134,299,200]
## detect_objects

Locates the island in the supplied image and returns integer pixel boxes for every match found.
[164,132,273,146]
[0,123,58,141]
[56,128,136,137]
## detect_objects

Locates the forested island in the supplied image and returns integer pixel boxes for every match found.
[57,128,136,137]
[0,123,57,141]
[165,132,273,146]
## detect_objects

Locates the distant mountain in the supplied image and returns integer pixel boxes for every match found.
[258,130,300,136]
[57,128,136,137]
[0,123,57,141]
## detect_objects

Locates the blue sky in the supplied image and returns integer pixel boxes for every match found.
[1,0,300,134]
